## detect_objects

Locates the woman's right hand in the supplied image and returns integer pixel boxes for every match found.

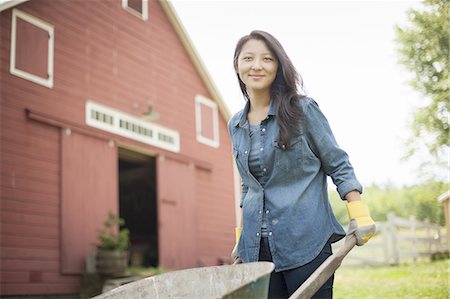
[231,227,242,264]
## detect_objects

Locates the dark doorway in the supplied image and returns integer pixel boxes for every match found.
[118,148,158,267]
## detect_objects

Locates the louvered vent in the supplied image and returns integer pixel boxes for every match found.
[86,101,180,152]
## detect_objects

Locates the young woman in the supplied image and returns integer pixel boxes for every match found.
[228,30,376,298]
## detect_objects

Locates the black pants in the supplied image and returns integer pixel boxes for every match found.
[259,237,334,299]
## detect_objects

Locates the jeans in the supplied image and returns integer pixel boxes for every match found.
[259,237,334,299]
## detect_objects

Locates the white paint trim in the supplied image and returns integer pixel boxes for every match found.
[10,9,54,88]
[195,95,220,148]
[438,191,450,202]
[122,0,148,21]
[86,101,180,153]
[0,0,29,12]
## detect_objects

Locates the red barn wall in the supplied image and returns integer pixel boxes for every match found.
[0,0,235,295]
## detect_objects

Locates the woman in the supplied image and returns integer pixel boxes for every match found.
[228,30,376,298]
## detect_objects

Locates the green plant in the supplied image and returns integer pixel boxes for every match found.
[94,212,130,252]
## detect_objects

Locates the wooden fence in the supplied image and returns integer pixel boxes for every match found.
[334,212,448,266]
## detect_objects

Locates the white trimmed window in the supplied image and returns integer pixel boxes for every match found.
[122,0,148,21]
[10,9,54,88]
[195,95,219,148]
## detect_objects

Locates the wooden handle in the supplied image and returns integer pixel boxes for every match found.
[288,235,357,299]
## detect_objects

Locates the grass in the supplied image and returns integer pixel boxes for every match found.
[333,259,449,299]
[127,266,168,277]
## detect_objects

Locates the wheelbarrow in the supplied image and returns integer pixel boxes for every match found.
[92,261,275,299]
[92,235,356,299]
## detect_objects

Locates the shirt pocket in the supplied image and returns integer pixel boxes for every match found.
[233,147,247,174]
[273,136,303,173]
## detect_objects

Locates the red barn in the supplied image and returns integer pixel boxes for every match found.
[0,0,239,296]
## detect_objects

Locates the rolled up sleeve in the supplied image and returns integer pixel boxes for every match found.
[303,98,363,199]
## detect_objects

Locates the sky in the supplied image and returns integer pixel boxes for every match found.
[170,0,427,187]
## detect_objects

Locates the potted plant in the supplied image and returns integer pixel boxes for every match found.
[93,212,130,277]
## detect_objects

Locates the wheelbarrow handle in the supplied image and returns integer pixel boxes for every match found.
[288,234,357,299]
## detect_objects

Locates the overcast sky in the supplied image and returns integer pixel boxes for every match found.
[170,0,427,187]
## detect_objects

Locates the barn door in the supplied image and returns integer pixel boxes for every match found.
[61,130,117,273]
[157,156,197,269]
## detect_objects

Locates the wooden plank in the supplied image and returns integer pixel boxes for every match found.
[1,151,58,173]
[1,174,58,195]
[1,235,58,249]
[1,187,58,205]
[1,198,58,216]
[1,110,60,142]
[0,247,58,260]
[0,271,79,284]
[1,211,57,227]
[1,164,58,184]
[1,259,59,271]
[0,271,29,283]
[1,141,58,163]
[0,283,80,295]
[2,223,58,239]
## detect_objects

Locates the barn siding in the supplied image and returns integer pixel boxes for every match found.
[1,0,235,295]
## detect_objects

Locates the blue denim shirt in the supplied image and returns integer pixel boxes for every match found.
[227,96,362,272]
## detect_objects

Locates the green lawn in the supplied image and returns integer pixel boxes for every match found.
[333,260,449,299]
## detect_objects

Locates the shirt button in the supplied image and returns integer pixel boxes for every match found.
[269,232,273,236]
[244,150,248,154]
[256,232,260,236]
[260,147,263,151]
[262,128,266,132]
[263,168,267,172]
[266,210,269,214]
[259,210,262,214]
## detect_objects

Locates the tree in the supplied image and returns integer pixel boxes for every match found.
[329,181,446,226]
[395,0,449,159]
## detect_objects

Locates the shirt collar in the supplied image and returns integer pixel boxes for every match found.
[234,99,277,128]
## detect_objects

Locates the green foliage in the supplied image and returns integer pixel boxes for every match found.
[93,212,130,252]
[395,0,449,158]
[334,260,449,299]
[127,266,168,277]
[330,180,447,226]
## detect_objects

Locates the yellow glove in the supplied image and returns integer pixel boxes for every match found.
[231,227,242,263]
[346,201,376,246]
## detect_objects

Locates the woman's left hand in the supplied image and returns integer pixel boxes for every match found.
[346,200,376,246]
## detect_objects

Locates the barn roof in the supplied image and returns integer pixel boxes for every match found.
[0,0,231,120]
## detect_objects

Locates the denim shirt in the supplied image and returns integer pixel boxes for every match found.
[227,96,362,272]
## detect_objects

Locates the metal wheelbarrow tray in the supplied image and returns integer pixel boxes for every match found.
[92,261,274,299]
[93,235,357,299]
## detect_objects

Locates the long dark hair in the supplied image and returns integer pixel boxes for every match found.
[233,30,305,149]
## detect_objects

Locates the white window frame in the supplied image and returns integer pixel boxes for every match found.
[86,101,180,153]
[195,95,220,148]
[122,0,148,21]
[10,9,54,88]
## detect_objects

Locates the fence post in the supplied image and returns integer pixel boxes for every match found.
[388,212,399,265]
[410,215,417,261]
[380,222,390,265]
[436,225,443,252]
[424,219,432,256]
